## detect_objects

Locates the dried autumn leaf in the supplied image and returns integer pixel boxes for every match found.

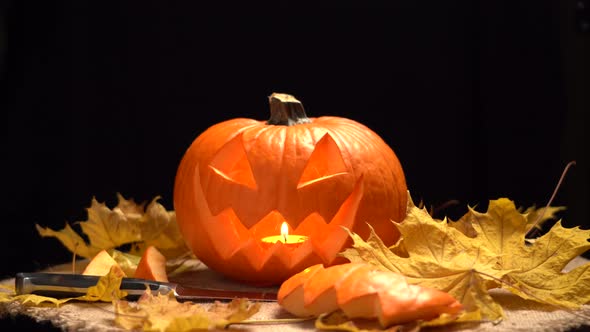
[35,222,97,259]
[461,199,590,308]
[78,265,127,302]
[315,311,363,332]
[341,194,590,322]
[132,196,188,259]
[36,194,188,259]
[1,282,72,306]
[315,311,420,332]
[114,288,260,331]
[522,205,566,234]
[0,266,126,306]
[110,249,141,277]
[8,293,73,306]
[342,206,504,320]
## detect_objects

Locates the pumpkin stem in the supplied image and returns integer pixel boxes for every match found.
[267,93,311,126]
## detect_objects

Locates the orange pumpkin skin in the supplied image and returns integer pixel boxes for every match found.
[173,93,407,285]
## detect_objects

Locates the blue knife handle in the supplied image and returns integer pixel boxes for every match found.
[15,272,176,300]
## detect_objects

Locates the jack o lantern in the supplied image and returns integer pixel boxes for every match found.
[174,93,407,285]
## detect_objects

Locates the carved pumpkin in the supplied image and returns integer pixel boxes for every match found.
[174,93,407,285]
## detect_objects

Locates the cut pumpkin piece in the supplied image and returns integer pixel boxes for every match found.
[134,245,169,282]
[278,263,463,327]
[277,264,323,317]
[82,249,126,277]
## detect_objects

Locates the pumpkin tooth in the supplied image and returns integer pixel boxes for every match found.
[205,209,252,260]
[226,238,266,271]
[293,212,328,238]
[225,240,324,284]
[284,238,316,270]
[314,178,364,263]
[249,210,287,238]
[256,237,316,271]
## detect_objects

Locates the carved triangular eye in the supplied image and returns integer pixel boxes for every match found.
[209,134,257,190]
[297,133,348,189]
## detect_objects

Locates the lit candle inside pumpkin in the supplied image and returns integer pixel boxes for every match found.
[261,222,308,248]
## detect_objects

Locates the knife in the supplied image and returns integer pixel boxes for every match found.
[15,272,277,302]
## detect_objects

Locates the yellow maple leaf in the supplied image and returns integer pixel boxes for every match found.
[1,284,71,306]
[110,249,141,277]
[78,265,128,302]
[315,311,377,332]
[341,194,590,323]
[462,199,590,308]
[114,288,260,331]
[342,203,505,320]
[522,205,566,230]
[132,197,188,259]
[1,266,126,306]
[36,194,188,259]
[315,311,417,332]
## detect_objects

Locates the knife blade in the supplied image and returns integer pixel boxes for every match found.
[15,272,277,302]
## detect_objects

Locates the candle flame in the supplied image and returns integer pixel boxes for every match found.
[281,222,289,243]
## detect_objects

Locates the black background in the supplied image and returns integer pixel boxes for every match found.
[1,0,588,282]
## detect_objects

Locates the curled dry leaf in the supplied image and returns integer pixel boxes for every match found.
[114,287,260,331]
[77,265,128,302]
[35,194,189,260]
[341,193,590,322]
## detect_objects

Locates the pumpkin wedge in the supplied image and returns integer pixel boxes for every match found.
[134,245,169,282]
[278,263,463,327]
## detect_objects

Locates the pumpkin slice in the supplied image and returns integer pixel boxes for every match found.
[337,268,462,326]
[277,264,323,316]
[134,245,169,282]
[277,263,463,327]
[302,263,371,316]
[82,249,126,277]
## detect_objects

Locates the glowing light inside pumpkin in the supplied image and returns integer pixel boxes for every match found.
[261,221,308,246]
[281,221,289,242]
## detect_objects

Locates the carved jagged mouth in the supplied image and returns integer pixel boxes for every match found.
[189,166,364,273]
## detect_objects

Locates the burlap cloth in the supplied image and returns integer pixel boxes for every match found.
[1,257,589,332]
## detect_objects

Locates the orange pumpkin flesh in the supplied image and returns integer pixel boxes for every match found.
[301,263,371,315]
[276,264,323,317]
[134,245,169,282]
[278,263,463,327]
[174,93,407,285]
[337,267,463,326]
